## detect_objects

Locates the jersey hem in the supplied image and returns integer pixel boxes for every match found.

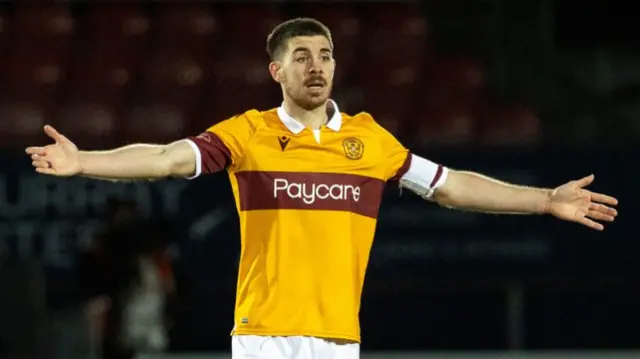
[230,328,361,343]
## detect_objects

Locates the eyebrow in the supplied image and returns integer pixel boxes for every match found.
[292,47,333,54]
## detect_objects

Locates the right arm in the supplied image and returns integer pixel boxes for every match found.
[77,141,197,181]
[26,117,248,180]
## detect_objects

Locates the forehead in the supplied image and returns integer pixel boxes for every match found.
[285,35,332,53]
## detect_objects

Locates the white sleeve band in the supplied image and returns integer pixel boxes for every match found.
[398,154,448,199]
[183,139,202,180]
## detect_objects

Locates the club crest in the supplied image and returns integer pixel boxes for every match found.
[342,137,364,160]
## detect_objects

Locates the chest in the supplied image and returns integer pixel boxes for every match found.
[242,128,383,176]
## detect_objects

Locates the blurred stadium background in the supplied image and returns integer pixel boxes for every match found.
[0,0,637,358]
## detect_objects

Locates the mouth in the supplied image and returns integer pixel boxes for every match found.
[305,79,326,89]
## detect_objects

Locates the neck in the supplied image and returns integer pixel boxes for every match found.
[283,99,329,130]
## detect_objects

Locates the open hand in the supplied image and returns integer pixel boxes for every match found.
[549,174,618,231]
[25,125,81,177]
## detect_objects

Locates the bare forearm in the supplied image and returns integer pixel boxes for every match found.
[434,170,551,214]
[78,144,173,181]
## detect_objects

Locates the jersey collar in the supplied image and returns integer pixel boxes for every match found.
[277,99,342,134]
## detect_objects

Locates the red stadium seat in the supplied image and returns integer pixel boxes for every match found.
[356,3,429,131]
[362,2,429,53]
[72,3,149,76]
[63,3,149,114]
[0,8,11,71]
[64,60,130,109]
[426,54,484,90]
[476,103,541,146]
[12,4,74,42]
[412,107,476,147]
[52,103,118,149]
[66,49,140,96]
[1,46,65,115]
[420,54,485,111]
[59,3,150,147]
[0,101,49,147]
[212,4,282,93]
[220,4,283,56]
[0,5,73,146]
[124,55,209,142]
[140,54,209,107]
[358,3,429,87]
[124,103,189,144]
[408,54,485,144]
[149,3,219,62]
[198,82,281,131]
[359,87,417,137]
[83,3,149,41]
[209,54,274,114]
[1,4,73,106]
[60,60,129,149]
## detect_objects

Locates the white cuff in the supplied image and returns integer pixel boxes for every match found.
[183,139,202,180]
[399,154,448,199]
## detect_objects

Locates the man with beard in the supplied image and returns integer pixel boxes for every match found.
[26,18,618,359]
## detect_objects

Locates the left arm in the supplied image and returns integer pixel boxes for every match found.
[393,154,550,214]
[398,156,617,230]
[433,170,551,215]
[373,114,618,231]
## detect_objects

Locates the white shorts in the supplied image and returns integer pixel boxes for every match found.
[232,335,360,359]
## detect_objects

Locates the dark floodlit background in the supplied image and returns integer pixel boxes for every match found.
[0,1,637,359]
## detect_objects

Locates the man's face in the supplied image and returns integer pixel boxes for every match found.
[271,35,335,110]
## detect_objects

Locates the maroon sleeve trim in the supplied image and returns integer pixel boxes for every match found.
[389,152,412,181]
[187,132,232,175]
[429,165,444,188]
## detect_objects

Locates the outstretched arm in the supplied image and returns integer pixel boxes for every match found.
[432,170,618,231]
[375,115,618,232]
[394,154,618,231]
[434,170,552,214]
[26,125,198,181]
[76,141,197,181]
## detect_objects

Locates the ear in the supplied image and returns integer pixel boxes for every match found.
[269,62,282,83]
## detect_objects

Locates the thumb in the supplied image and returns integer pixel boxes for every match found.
[575,174,595,188]
[44,125,67,143]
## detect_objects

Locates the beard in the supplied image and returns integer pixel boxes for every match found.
[282,76,332,111]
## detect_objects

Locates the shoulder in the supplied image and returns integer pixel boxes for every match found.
[341,111,394,137]
[238,107,283,131]
[228,109,266,129]
[341,110,373,123]
[208,108,277,134]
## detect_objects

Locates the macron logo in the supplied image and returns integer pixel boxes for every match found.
[273,178,361,205]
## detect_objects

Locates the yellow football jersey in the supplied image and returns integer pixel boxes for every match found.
[185,101,425,342]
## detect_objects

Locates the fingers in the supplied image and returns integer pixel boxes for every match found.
[35,167,56,175]
[32,160,50,169]
[575,174,595,188]
[25,146,47,155]
[578,217,604,231]
[581,202,617,229]
[44,125,66,143]
[587,209,615,222]
[31,158,56,176]
[589,202,618,217]
[30,154,51,166]
[586,190,618,206]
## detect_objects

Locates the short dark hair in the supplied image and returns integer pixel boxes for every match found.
[266,18,333,60]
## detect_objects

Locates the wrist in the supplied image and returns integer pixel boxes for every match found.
[540,189,553,214]
[77,151,89,175]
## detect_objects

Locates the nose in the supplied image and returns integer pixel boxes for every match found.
[308,58,323,74]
